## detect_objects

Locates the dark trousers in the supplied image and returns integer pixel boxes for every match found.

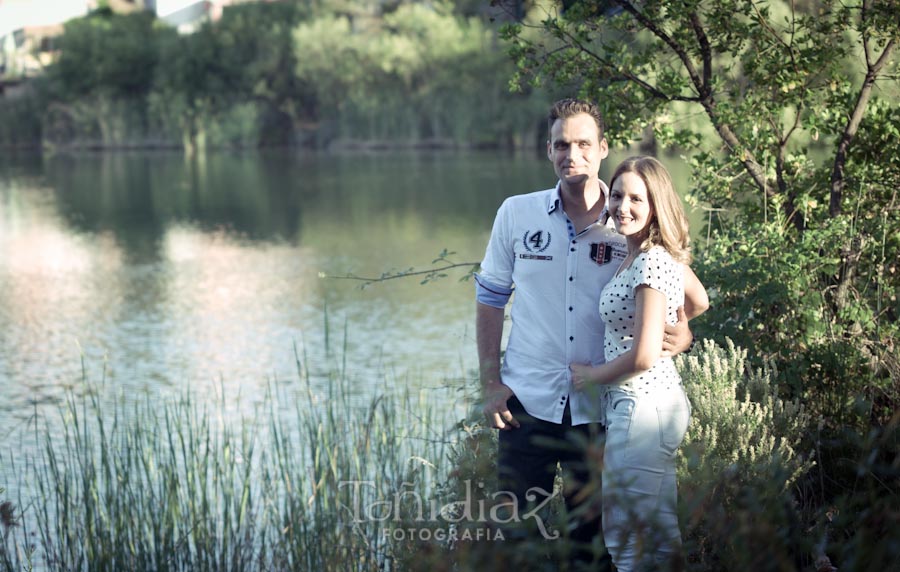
[498,396,611,570]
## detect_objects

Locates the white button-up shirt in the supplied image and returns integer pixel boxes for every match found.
[476,183,627,425]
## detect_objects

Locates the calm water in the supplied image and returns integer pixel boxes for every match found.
[0,149,695,489]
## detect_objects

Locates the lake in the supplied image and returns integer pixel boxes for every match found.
[0,148,696,491]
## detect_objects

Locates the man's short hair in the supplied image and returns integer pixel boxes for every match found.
[548,98,605,140]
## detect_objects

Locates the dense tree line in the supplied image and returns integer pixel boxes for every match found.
[0,1,548,152]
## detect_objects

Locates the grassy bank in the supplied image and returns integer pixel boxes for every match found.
[1,340,897,571]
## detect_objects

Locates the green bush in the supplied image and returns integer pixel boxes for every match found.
[677,338,814,490]
[442,340,833,570]
[676,339,817,570]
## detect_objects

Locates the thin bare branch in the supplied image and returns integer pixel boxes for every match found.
[322,261,480,284]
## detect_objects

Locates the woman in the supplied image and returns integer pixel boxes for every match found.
[570,156,700,571]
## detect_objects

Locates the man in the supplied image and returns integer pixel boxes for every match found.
[474,98,708,567]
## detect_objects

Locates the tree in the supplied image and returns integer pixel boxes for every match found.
[46,8,166,145]
[503,1,900,565]
[51,8,161,100]
[214,2,315,145]
[292,0,545,146]
[503,0,899,411]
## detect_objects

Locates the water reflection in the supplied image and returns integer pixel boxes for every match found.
[0,150,556,447]
[0,148,697,455]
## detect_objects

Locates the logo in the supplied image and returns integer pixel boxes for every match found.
[522,230,551,253]
[337,480,561,542]
[590,242,613,265]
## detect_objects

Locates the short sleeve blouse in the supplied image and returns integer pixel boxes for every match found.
[598,246,685,393]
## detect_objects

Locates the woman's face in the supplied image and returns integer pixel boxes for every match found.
[609,171,654,239]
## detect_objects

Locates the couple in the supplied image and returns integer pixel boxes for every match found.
[475,98,709,570]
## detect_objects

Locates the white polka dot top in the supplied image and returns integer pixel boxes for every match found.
[598,245,685,394]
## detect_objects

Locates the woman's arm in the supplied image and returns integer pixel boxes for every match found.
[570,285,667,390]
[661,266,709,355]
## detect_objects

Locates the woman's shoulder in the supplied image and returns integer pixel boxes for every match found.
[639,245,679,267]
[629,246,682,288]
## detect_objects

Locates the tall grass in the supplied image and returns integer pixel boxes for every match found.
[2,339,897,571]
[1,343,460,572]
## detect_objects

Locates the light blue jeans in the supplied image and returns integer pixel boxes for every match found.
[602,386,691,572]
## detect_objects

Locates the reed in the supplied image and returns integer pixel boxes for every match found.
[1,342,458,571]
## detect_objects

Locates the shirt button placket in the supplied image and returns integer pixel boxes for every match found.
[565,219,577,366]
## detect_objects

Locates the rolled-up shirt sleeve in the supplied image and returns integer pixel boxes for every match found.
[475,199,515,308]
[475,275,513,307]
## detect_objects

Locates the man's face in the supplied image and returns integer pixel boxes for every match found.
[547,113,609,189]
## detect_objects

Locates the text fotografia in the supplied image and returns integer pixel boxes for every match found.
[338,480,560,540]
[384,525,505,542]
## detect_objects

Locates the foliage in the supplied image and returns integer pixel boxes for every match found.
[293,1,546,147]
[677,339,813,492]
[502,0,899,364]
[504,0,900,568]
[440,340,894,570]
[696,215,898,424]
[822,413,900,571]
[0,93,42,148]
[501,1,900,526]
[153,1,313,152]
[216,2,316,146]
[48,9,163,101]
[1,488,18,571]
[676,339,817,568]
[1,344,895,570]
[0,0,549,151]
[324,249,480,288]
[36,9,175,147]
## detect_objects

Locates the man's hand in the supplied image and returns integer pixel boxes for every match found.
[483,382,519,430]
[661,306,693,357]
[569,363,598,391]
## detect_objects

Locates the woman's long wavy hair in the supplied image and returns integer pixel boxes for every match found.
[609,156,692,264]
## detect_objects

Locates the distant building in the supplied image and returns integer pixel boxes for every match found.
[0,0,256,90]
[0,0,89,85]
[0,23,62,79]
[156,0,212,34]
[155,0,246,34]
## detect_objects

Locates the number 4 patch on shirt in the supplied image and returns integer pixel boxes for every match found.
[523,230,552,253]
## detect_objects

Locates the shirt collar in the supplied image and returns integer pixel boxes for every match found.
[549,180,611,223]
[547,184,563,214]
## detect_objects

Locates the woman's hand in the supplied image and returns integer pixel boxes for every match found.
[570,363,598,391]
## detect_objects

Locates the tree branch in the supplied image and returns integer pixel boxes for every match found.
[688,11,712,93]
[830,37,897,217]
[617,1,771,198]
[615,1,705,89]
[322,261,480,286]
[547,20,702,103]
